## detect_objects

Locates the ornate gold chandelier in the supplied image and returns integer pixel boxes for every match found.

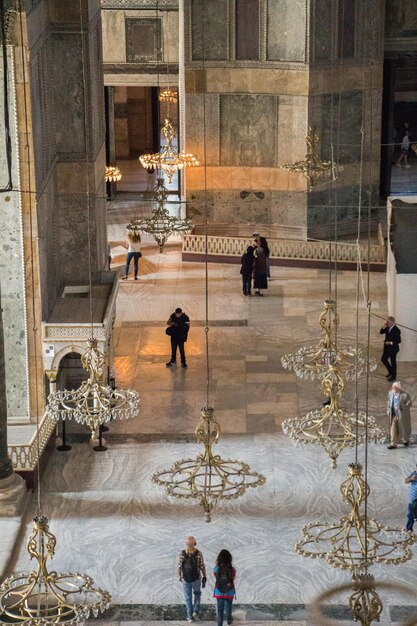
[282,366,385,468]
[281,126,335,189]
[281,300,377,381]
[296,463,415,570]
[47,338,140,437]
[105,166,122,182]
[159,89,177,103]
[126,177,192,252]
[139,118,199,183]
[310,576,417,626]
[152,407,266,522]
[0,516,111,626]
[349,574,383,626]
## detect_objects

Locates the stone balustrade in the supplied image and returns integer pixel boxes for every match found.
[8,413,56,472]
[182,235,386,268]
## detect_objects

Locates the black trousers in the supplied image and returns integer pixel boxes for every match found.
[241,274,252,294]
[171,337,186,364]
[381,349,397,378]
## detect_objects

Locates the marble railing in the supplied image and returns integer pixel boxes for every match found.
[8,413,55,472]
[182,235,386,265]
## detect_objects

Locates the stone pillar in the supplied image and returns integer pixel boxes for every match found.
[307,0,385,237]
[0,286,26,515]
[184,0,309,232]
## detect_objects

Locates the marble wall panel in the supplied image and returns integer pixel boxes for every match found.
[267,0,306,62]
[385,0,417,37]
[236,0,259,61]
[276,95,308,165]
[337,0,355,59]
[125,18,162,63]
[187,190,307,227]
[191,0,229,61]
[102,11,126,63]
[163,10,179,63]
[307,185,380,234]
[89,16,105,157]
[185,93,219,165]
[50,33,85,154]
[312,0,333,63]
[57,193,98,286]
[320,90,363,164]
[220,94,277,167]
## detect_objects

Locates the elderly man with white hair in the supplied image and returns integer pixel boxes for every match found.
[178,535,207,622]
[387,381,413,450]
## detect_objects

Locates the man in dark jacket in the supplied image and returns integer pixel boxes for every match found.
[380,316,401,381]
[240,245,255,295]
[166,307,190,368]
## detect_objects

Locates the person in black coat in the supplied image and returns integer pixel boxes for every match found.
[380,316,401,381]
[240,245,255,296]
[253,232,270,278]
[253,246,268,296]
[166,308,190,368]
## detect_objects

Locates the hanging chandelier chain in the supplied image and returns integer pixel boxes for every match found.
[204,210,210,406]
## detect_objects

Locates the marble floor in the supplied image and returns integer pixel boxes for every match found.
[4,238,417,625]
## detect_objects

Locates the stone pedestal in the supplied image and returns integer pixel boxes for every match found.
[0,472,26,517]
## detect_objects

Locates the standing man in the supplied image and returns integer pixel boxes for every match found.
[380,316,401,381]
[404,465,417,531]
[166,307,190,368]
[387,381,412,450]
[253,231,270,278]
[178,535,207,623]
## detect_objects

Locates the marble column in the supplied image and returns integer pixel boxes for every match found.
[0,286,26,515]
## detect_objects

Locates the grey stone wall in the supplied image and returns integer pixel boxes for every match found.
[27,0,107,320]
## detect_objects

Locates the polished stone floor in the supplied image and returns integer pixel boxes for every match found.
[5,240,417,625]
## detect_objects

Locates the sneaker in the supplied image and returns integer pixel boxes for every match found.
[395,163,402,167]
[181,363,188,368]
[387,445,397,450]
[166,361,176,367]
[404,442,410,447]
[134,276,138,280]
[227,619,233,625]
[192,612,199,619]
[122,276,128,280]
[405,164,412,168]
[187,619,194,623]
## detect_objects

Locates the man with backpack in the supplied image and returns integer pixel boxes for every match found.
[178,536,207,622]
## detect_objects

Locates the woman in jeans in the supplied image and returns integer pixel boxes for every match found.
[213,549,236,626]
[122,231,141,280]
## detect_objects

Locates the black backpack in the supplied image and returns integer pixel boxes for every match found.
[216,566,233,593]
[182,551,199,582]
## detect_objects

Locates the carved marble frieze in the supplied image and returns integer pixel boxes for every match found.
[102,0,178,8]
